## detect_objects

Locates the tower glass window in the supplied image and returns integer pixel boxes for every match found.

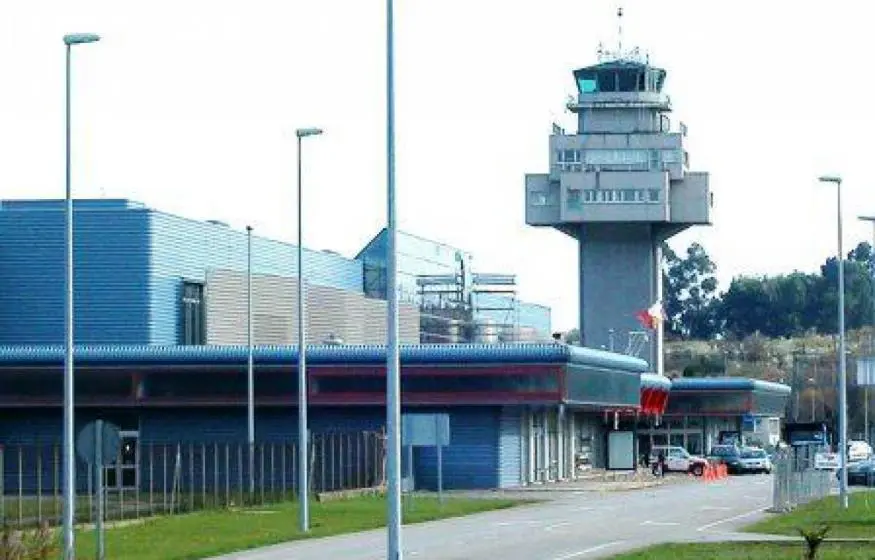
[181,281,205,345]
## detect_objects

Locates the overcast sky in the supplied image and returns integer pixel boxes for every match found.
[2,0,873,331]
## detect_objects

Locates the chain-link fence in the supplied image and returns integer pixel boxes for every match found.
[0,430,385,528]
[771,445,834,512]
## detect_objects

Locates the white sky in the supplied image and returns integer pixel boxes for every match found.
[2,0,874,332]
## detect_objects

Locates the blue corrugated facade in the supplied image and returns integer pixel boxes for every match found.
[0,199,363,345]
[0,200,152,344]
[0,407,522,493]
[147,211,362,343]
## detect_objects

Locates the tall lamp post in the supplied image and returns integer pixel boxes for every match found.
[247,225,255,498]
[62,32,100,560]
[859,214,875,444]
[385,0,403,558]
[819,174,848,509]
[295,127,322,532]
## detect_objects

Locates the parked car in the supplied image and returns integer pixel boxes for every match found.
[845,458,875,486]
[707,444,744,474]
[649,445,709,476]
[848,440,873,463]
[738,447,772,474]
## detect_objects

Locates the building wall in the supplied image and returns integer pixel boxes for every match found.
[148,211,363,345]
[0,200,366,346]
[0,406,515,492]
[0,200,152,344]
[578,223,657,363]
[205,269,420,345]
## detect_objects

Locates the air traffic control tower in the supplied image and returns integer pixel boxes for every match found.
[525,37,712,374]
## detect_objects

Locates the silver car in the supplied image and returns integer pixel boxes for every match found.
[738,447,772,474]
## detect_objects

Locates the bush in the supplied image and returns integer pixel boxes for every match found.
[0,523,56,560]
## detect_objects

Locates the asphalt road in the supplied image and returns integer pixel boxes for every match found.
[214,475,776,560]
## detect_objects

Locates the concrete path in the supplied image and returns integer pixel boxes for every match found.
[212,474,777,559]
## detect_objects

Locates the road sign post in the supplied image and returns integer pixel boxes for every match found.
[77,420,121,560]
[401,413,450,505]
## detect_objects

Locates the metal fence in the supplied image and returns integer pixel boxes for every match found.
[0,430,386,528]
[771,445,834,512]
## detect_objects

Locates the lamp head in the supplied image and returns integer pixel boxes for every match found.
[63,33,101,46]
[818,175,842,185]
[295,128,323,138]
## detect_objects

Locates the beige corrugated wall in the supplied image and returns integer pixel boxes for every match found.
[205,269,420,345]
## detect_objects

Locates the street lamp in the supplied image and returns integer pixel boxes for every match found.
[295,126,322,533]
[62,32,100,560]
[247,225,254,499]
[859,214,875,444]
[819,174,848,509]
[385,1,403,558]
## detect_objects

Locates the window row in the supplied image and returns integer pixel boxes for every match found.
[566,188,661,206]
[554,148,683,173]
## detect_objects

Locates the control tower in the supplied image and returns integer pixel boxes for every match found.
[525,14,712,374]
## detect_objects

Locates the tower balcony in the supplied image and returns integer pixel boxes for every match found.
[566,91,671,112]
[525,170,711,227]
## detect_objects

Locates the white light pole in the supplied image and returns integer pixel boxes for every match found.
[247,225,255,499]
[62,32,100,560]
[820,174,848,509]
[295,126,322,532]
[386,0,403,558]
[859,214,875,444]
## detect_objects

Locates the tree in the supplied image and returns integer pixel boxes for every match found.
[662,242,721,340]
[563,328,581,345]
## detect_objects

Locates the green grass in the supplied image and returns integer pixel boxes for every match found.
[611,542,875,559]
[72,495,524,560]
[746,491,875,538]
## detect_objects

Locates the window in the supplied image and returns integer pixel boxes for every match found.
[181,281,206,345]
[531,192,548,207]
[555,149,582,173]
[567,189,582,208]
[661,149,681,164]
[579,78,597,93]
[583,149,649,167]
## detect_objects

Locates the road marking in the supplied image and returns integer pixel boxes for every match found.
[696,508,766,532]
[699,505,732,511]
[546,521,574,532]
[551,541,625,560]
[640,520,681,526]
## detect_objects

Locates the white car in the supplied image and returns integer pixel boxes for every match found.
[738,447,772,474]
[848,440,873,463]
[649,445,708,476]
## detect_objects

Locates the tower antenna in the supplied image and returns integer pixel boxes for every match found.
[617,5,623,54]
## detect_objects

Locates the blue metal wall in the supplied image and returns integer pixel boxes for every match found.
[0,199,364,345]
[147,211,363,344]
[0,200,151,344]
[0,407,517,493]
[412,407,504,490]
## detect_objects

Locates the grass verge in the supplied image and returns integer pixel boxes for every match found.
[745,490,875,538]
[74,495,524,560]
[610,542,875,559]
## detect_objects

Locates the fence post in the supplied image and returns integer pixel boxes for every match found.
[201,443,207,510]
[53,444,60,524]
[281,443,287,501]
[18,446,23,527]
[37,443,43,525]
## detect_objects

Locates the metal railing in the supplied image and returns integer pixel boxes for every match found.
[0,430,386,528]
[771,445,834,512]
